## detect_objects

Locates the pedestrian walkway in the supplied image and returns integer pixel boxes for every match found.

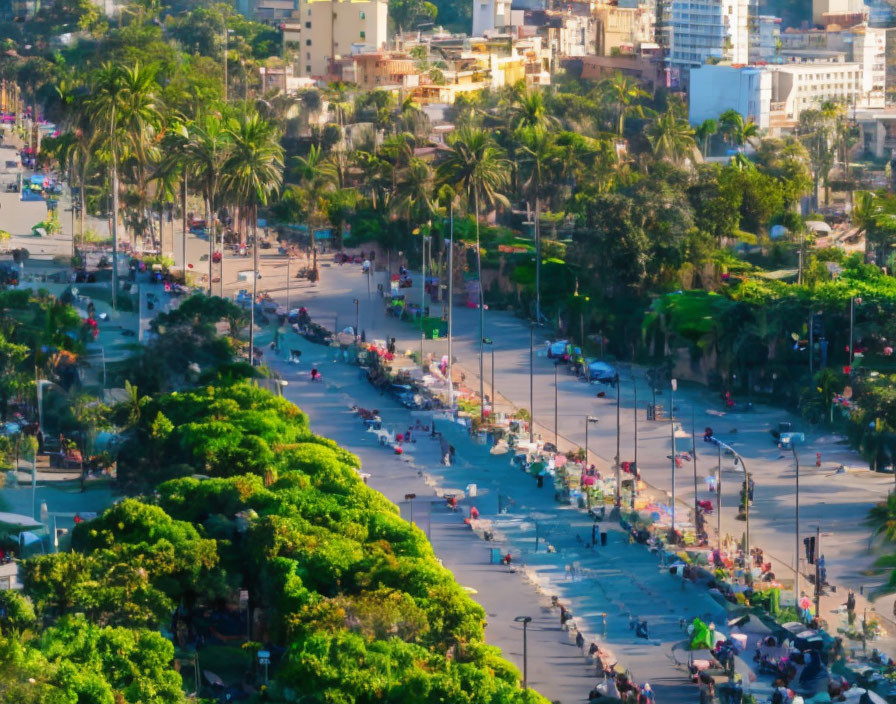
[268,329,745,704]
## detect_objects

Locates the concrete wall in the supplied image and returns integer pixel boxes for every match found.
[688,65,772,129]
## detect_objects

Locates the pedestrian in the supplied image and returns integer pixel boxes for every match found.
[588,642,599,659]
[575,631,585,652]
[560,604,570,628]
[469,506,479,520]
[847,590,856,625]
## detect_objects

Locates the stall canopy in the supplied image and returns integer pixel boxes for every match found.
[0,512,42,529]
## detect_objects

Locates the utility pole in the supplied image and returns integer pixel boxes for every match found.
[286,257,291,312]
[554,363,559,447]
[814,525,821,620]
[692,408,699,526]
[716,442,722,552]
[631,379,638,510]
[670,378,677,537]
[809,312,814,377]
[529,323,535,444]
[793,446,800,603]
[615,376,621,506]
[447,209,454,409]
[181,173,188,283]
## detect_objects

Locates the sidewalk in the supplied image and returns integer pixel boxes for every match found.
[267,328,750,704]
[265,263,896,653]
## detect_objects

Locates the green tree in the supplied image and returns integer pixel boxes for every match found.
[438,127,509,420]
[598,72,649,137]
[645,109,696,164]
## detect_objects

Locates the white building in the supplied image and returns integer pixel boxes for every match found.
[689,59,866,132]
[473,0,511,36]
[813,0,864,25]
[689,64,772,128]
[748,15,781,63]
[282,0,388,78]
[780,24,886,107]
[667,0,749,70]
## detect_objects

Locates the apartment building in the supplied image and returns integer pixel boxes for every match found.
[282,0,388,78]
[689,64,773,128]
[666,0,749,70]
[593,2,655,56]
[473,0,511,36]
[812,0,865,26]
[780,24,886,107]
[689,59,864,132]
[748,15,781,63]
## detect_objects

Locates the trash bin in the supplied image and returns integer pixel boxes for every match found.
[600,531,608,547]
[490,547,503,564]
[466,483,478,498]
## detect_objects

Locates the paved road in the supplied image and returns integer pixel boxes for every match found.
[267,329,743,704]
[249,256,896,652]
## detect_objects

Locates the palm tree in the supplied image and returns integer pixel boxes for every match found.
[438,127,509,421]
[644,110,696,164]
[393,157,437,231]
[507,87,559,132]
[519,127,561,323]
[183,115,231,294]
[868,492,896,542]
[719,109,760,149]
[88,62,162,308]
[598,73,649,137]
[694,118,718,158]
[222,112,284,367]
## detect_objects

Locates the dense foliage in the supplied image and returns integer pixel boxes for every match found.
[18,382,545,703]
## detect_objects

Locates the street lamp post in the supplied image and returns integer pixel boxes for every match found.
[554,363,559,447]
[447,211,453,408]
[670,378,677,537]
[529,323,535,444]
[615,376,621,507]
[793,445,800,602]
[584,415,599,467]
[716,442,722,552]
[514,616,532,690]
[481,338,495,413]
[286,256,292,312]
[631,378,638,510]
[711,437,751,578]
[849,297,861,367]
[353,298,359,338]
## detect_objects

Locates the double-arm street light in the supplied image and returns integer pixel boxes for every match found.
[514,616,532,690]
[709,436,751,577]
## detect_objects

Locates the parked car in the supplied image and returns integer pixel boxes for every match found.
[547,340,568,359]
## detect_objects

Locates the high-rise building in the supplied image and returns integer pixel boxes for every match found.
[812,0,865,26]
[748,15,781,63]
[282,0,388,78]
[667,0,749,70]
[473,0,511,35]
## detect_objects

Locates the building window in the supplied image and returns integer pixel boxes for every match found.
[360,30,365,39]
[360,10,365,18]
[307,52,311,59]
[306,65,311,73]
[306,39,312,45]
[305,21,311,27]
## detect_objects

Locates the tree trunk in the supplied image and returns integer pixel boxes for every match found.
[476,190,485,423]
[249,202,257,367]
[207,196,213,294]
[111,162,119,310]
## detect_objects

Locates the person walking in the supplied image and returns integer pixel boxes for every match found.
[575,630,585,653]
[847,590,856,626]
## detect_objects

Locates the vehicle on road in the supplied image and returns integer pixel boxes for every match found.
[588,361,618,384]
[547,340,569,359]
